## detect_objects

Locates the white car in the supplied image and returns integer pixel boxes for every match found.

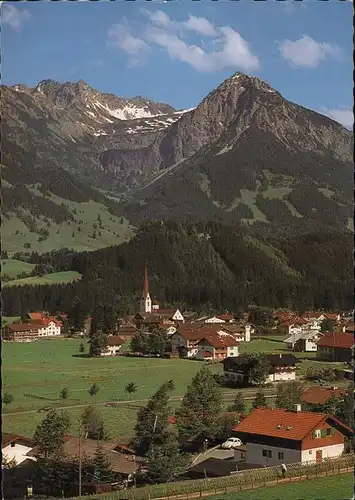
[221,437,243,449]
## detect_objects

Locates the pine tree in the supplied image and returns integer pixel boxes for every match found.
[67,296,87,333]
[252,390,267,409]
[146,434,190,484]
[175,366,223,441]
[134,382,172,455]
[34,410,71,458]
[230,392,246,413]
[89,331,107,357]
[131,331,150,355]
[92,445,116,483]
[275,381,303,411]
[59,387,69,403]
[125,382,137,396]
[81,406,106,440]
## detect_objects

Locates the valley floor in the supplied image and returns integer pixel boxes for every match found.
[2,337,346,441]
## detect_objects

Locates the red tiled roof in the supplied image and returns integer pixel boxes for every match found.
[156,309,177,315]
[200,350,214,357]
[216,314,234,321]
[317,332,354,349]
[107,335,125,346]
[2,433,36,448]
[177,329,207,341]
[32,317,62,327]
[199,333,239,348]
[301,387,346,406]
[233,408,328,441]
[28,312,45,321]
[6,323,39,332]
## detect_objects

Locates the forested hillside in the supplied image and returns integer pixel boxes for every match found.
[3,222,352,316]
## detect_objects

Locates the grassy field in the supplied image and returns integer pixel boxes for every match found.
[2,338,222,441]
[1,259,36,278]
[2,191,134,254]
[2,337,343,442]
[3,271,82,287]
[206,473,353,500]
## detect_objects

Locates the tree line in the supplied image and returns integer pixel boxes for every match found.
[3,222,352,317]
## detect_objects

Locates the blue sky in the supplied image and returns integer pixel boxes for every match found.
[2,0,353,127]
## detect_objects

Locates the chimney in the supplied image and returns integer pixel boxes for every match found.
[295,404,302,412]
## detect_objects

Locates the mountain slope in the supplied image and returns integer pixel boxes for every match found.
[2,73,353,246]
[118,74,353,233]
[3,222,353,316]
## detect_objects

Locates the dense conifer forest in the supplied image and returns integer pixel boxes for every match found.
[3,222,352,316]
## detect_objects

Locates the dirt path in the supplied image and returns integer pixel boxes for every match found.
[3,387,278,417]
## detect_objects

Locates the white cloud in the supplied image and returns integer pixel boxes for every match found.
[109,10,259,73]
[2,4,31,32]
[278,35,342,68]
[321,107,354,129]
[182,15,217,37]
[107,21,151,67]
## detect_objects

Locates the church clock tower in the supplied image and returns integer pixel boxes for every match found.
[140,264,152,313]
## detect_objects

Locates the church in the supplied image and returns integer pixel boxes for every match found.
[137,264,184,324]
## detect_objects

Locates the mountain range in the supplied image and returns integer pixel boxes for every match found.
[2,72,353,254]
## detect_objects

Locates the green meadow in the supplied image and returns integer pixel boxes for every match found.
[2,338,222,441]
[206,473,353,500]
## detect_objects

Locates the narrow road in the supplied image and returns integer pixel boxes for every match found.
[3,387,278,416]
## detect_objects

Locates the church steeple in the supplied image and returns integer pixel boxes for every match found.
[143,263,149,299]
[140,263,152,313]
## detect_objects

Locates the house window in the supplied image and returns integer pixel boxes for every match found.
[262,449,272,458]
[309,450,312,455]
[313,429,321,438]
[278,452,284,460]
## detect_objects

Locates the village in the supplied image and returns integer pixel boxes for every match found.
[2,266,354,499]
[2,267,354,494]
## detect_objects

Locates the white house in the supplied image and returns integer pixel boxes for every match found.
[101,336,125,356]
[284,331,322,352]
[196,333,239,361]
[221,324,252,343]
[233,407,352,466]
[170,329,206,357]
[223,353,297,385]
[2,434,37,466]
[36,318,62,337]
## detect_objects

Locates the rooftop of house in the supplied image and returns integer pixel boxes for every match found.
[317,332,354,349]
[28,312,46,321]
[301,386,346,406]
[2,433,37,448]
[31,317,62,327]
[284,331,322,343]
[198,333,239,348]
[188,458,239,477]
[233,407,351,441]
[28,436,145,475]
[216,313,234,321]
[6,323,40,332]
[107,335,125,346]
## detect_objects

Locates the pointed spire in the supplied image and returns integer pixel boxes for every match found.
[143,263,149,299]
